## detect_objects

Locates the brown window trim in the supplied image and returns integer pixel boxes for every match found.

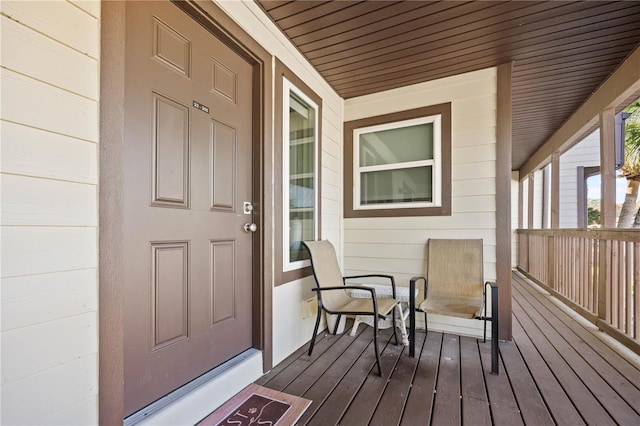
[577,166,600,228]
[274,59,322,286]
[344,104,451,218]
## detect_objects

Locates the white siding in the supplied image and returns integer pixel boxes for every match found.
[343,68,498,337]
[559,129,600,228]
[215,1,344,365]
[0,1,100,424]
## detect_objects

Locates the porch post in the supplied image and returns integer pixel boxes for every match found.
[496,62,513,340]
[528,173,535,229]
[598,108,616,320]
[518,179,524,230]
[551,153,560,228]
[599,108,616,228]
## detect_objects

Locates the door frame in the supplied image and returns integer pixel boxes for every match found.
[99,1,273,423]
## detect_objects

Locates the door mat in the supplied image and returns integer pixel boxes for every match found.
[197,383,311,426]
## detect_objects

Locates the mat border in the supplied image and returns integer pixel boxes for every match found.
[198,383,311,425]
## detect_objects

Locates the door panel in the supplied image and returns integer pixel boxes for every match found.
[123,1,254,415]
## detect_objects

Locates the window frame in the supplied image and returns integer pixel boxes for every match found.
[282,77,319,272]
[353,115,442,210]
[344,104,451,218]
[274,59,322,285]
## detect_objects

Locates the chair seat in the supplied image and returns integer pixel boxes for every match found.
[418,294,483,319]
[338,296,398,317]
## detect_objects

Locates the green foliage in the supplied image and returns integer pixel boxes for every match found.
[587,206,600,226]
[622,99,640,178]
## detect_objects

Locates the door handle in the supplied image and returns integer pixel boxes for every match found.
[244,223,258,233]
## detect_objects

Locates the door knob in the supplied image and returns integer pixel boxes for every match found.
[244,223,258,233]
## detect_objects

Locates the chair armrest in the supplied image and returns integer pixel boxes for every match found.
[482,281,498,316]
[409,276,427,312]
[312,285,378,295]
[343,274,396,298]
[312,285,384,317]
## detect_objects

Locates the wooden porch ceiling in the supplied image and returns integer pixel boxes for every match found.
[255,1,640,170]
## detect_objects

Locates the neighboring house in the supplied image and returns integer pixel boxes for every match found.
[559,130,601,228]
[1,1,638,425]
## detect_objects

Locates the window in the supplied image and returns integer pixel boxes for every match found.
[283,78,319,271]
[354,116,441,209]
[275,60,322,285]
[344,104,451,218]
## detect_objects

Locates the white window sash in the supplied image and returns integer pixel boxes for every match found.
[353,115,442,210]
[283,78,319,272]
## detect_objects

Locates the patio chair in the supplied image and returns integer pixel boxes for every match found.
[303,240,401,376]
[408,239,499,374]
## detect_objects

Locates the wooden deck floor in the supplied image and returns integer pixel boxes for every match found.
[256,272,640,425]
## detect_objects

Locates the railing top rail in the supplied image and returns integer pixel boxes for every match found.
[517,228,640,242]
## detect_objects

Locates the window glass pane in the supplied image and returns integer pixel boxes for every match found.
[288,91,315,262]
[359,123,433,167]
[360,166,432,205]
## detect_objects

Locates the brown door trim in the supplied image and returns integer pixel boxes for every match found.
[99,1,273,423]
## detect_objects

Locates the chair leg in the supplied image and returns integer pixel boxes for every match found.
[373,314,383,376]
[392,306,398,346]
[424,312,428,335]
[308,308,322,356]
[333,314,342,335]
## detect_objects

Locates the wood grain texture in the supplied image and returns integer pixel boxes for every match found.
[1,69,98,142]
[1,269,97,332]
[256,275,640,425]
[1,15,98,99]
[1,122,97,184]
[0,0,99,58]
[1,226,97,278]
[1,174,97,226]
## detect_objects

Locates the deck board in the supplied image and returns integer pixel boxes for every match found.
[511,317,587,425]
[305,330,393,426]
[512,295,617,425]
[430,334,462,425]
[339,330,405,425]
[369,331,424,426]
[513,282,640,425]
[251,272,640,425]
[297,326,374,424]
[400,331,441,425]
[460,337,492,426]
[498,339,553,426]
[513,275,640,411]
[479,342,523,425]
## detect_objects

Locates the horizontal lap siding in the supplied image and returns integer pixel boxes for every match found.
[559,129,600,228]
[344,68,497,337]
[0,1,99,424]
[216,1,344,365]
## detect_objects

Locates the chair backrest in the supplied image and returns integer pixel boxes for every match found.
[427,239,484,301]
[303,240,351,311]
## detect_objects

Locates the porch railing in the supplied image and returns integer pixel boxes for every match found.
[517,229,640,354]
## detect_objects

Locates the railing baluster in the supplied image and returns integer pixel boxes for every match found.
[516,229,640,352]
[626,241,633,336]
[634,242,639,340]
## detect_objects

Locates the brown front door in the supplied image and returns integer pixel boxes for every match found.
[123,1,255,415]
